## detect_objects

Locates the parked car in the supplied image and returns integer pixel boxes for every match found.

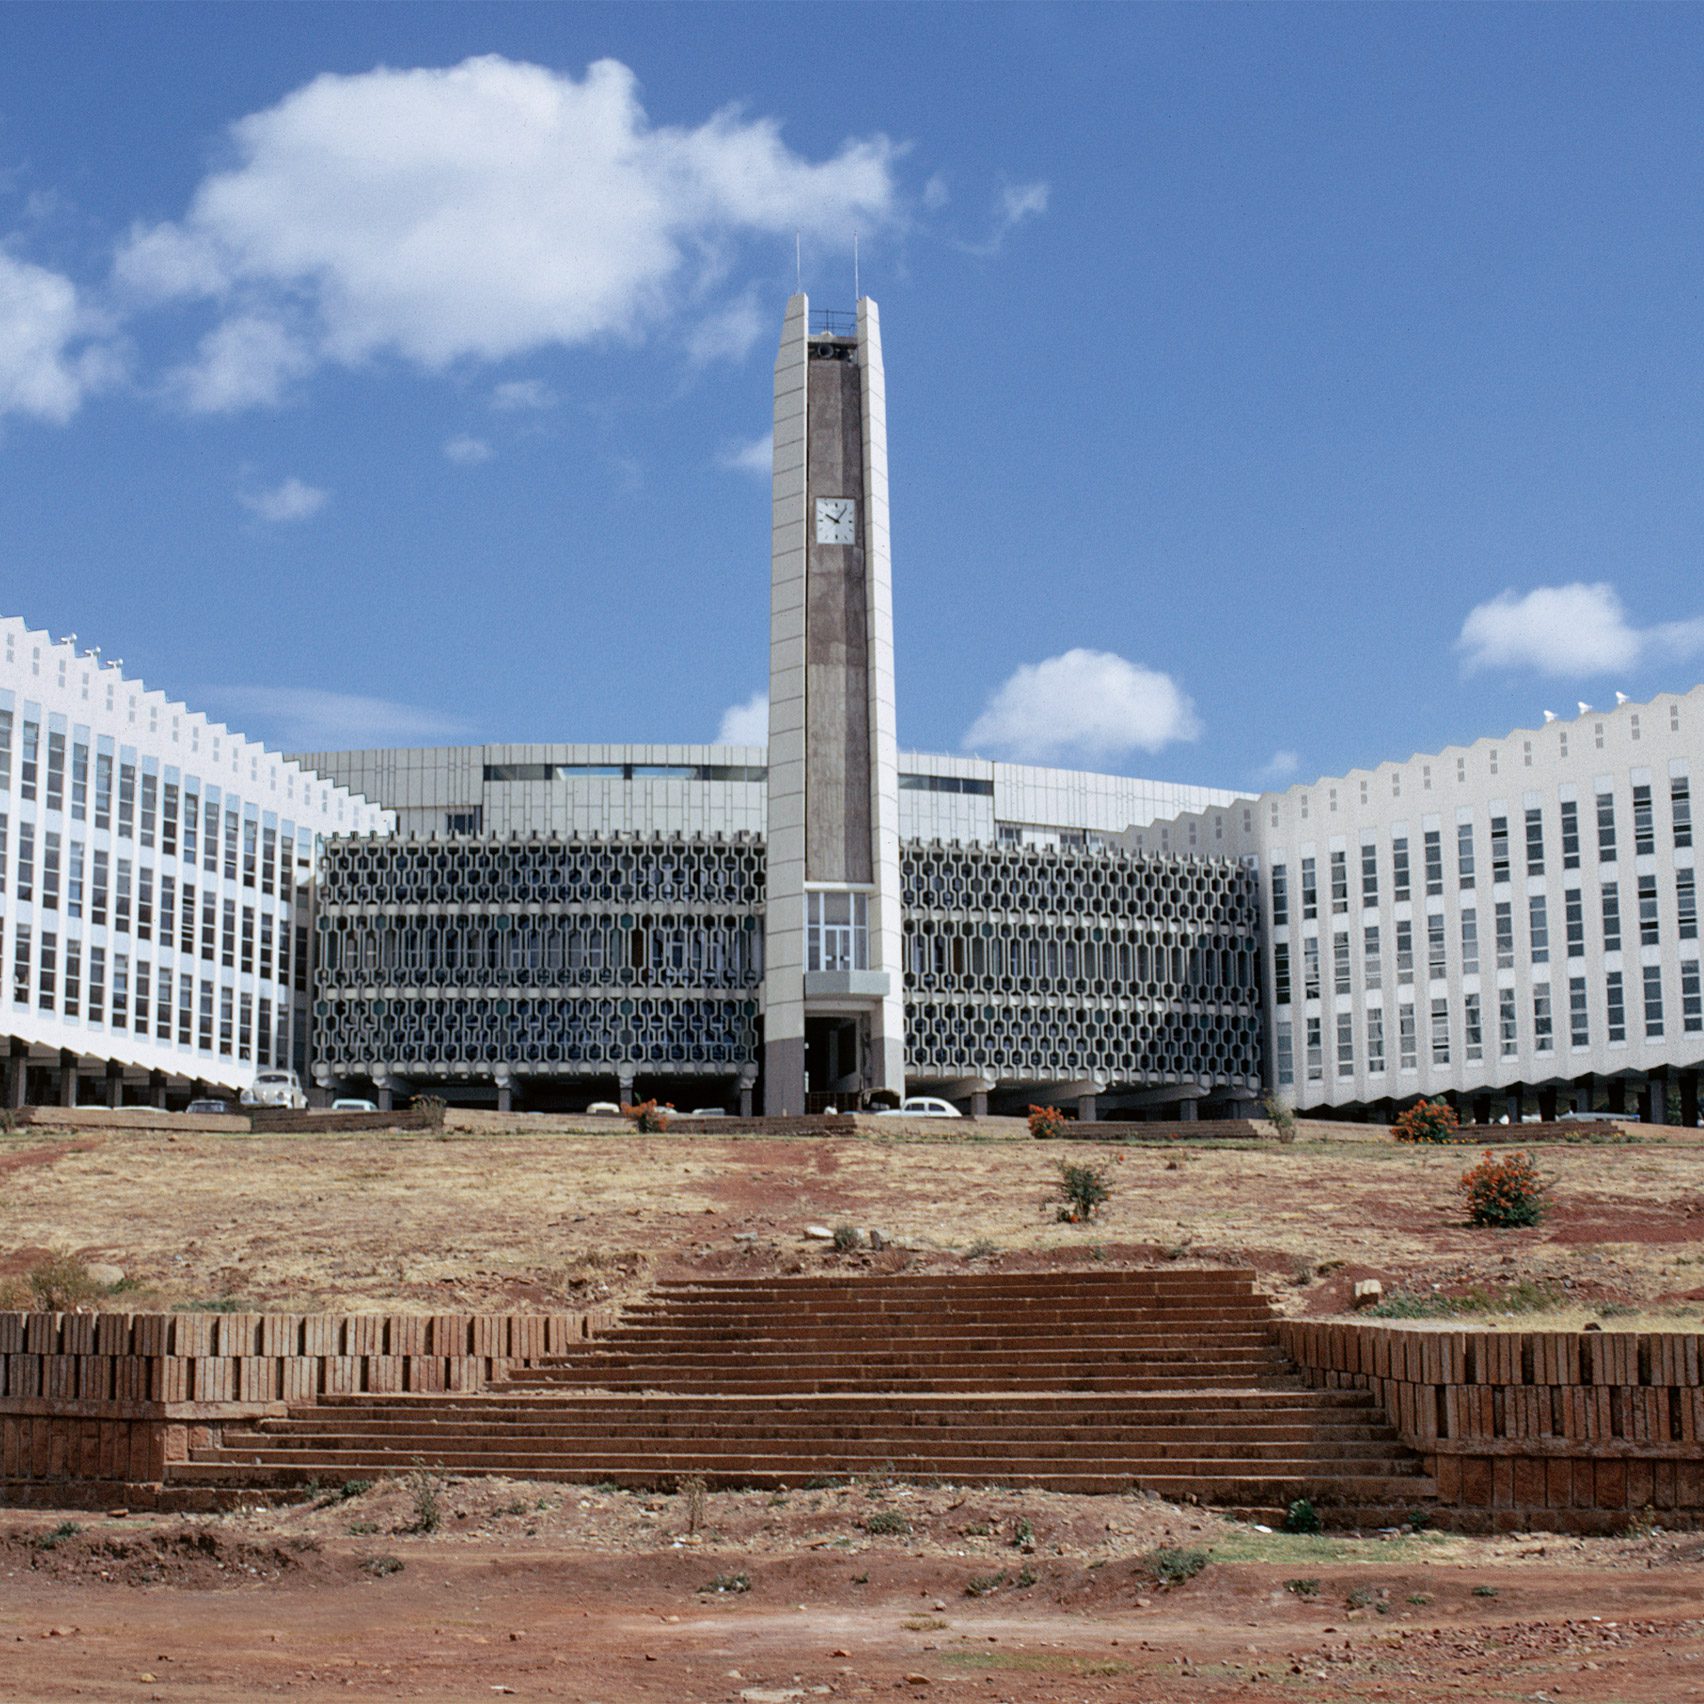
[185,1097,232,1116]
[332,1097,379,1113]
[687,1107,728,1117]
[875,1095,963,1118]
[240,1068,308,1110]
[585,1101,621,1115]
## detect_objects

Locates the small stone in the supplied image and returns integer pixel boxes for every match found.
[86,1262,125,1287]
[107,1508,129,1519]
[869,1230,888,1251]
[1352,1279,1384,1311]
[904,1674,931,1686]
[804,1224,833,1240]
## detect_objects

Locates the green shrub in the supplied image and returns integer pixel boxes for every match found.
[1145,1546,1210,1587]
[1055,1159,1110,1222]
[360,1554,405,1576]
[1282,1498,1322,1535]
[27,1252,103,1311]
[863,1510,911,1536]
[964,1570,1009,1597]
[700,1571,751,1594]
[1028,1105,1070,1140]
[1285,1577,1320,1597]
[1459,1149,1548,1228]
[1262,1094,1298,1143]
[402,1464,447,1533]
[831,1224,861,1253]
[1392,1099,1468,1144]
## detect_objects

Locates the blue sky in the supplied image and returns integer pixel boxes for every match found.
[4,4,1704,790]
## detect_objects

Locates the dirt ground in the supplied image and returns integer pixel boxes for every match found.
[2,1479,1702,1702]
[1,1123,1701,1322]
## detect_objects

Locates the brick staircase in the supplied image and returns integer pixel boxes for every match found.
[168,1270,1435,1520]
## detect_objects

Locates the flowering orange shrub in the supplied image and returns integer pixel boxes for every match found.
[622,1098,670,1134]
[1028,1105,1071,1140]
[1392,1098,1469,1144]
[1459,1148,1548,1228]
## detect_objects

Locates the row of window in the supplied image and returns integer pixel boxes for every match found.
[1271,779,1692,924]
[1274,872,1697,1002]
[1276,963,1704,1086]
[0,709,304,894]
[2,918,296,1064]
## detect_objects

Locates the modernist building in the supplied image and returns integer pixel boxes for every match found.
[0,616,390,1108]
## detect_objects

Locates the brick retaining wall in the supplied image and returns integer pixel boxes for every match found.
[1280,1320,1704,1532]
[0,1307,613,1507]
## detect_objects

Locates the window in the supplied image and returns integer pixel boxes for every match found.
[1528,893,1549,965]
[1424,829,1442,897]
[112,952,129,1027]
[1597,792,1617,861]
[1499,987,1518,1057]
[1330,850,1348,914]
[1398,1003,1417,1070]
[1643,963,1665,1039]
[1495,900,1514,969]
[222,898,237,968]
[1602,882,1622,953]
[1392,837,1411,902]
[45,728,64,812]
[1456,821,1475,889]
[1606,970,1626,1043]
[1525,807,1544,875]
[118,759,135,837]
[94,750,111,830]
[1366,1007,1385,1073]
[37,931,55,1008]
[71,740,88,819]
[1431,998,1450,1065]
[0,708,10,794]
[1305,1015,1323,1080]
[1363,923,1381,989]
[1633,783,1655,856]
[1301,857,1317,921]
[1565,889,1584,957]
[1302,936,1321,999]
[1490,815,1510,882]
[1273,941,1290,1004]
[19,716,38,800]
[178,970,194,1044]
[181,883,196,955]
[11,923,28,1005]
[1464,991,1483,1063]
[1638,874,1660,946]
[198,978,215,1051]
[136,866,152,940]
[1560,799,1580,870]
[1460,907,1479,975]
[16,821,32,903]
[806,890,868,972]
[1427,912,1446,978]
[1270,864,1288,926]
[63,938,81,1018]
[91,849,107,927]
[1673,775,1693,849]
[41,831,60,910]
[1570,976,1589,1050]
[139,771,157,848]
[1334,932,1351,996]
[1336,1010,1354,1077]
[1683,961,1702,1034]
[65,841,83,920]
[1360,842,1378,905]
[1678,869,1697,941]
[1533,981,1553,1053]
[1395,919,1413,983]
[1276,1019,1294,1088]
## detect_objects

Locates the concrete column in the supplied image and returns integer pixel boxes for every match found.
[1175,1098,1198,1123]
[1681,1070,1700,1131]
[59,1049,78,1108]
[1505,1090,1523,1124]
[1606,1077,1626,1114]
[738,1083,754,1118]
[6,1039,26,1110]
[376,1083,394,1113]
[148,1070,167,1110]
[617,1068,636,1107]
[1538,1087,1558,1122]
[105,1061,123,1110]
[1472,1093,1491,1125]
[1075,1093,1097,1124]
[970,1090,989,1120]
[496,1080,513,1115]
[1642,1075,1664,1126]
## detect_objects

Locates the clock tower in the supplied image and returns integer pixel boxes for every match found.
[763,294,904,1114]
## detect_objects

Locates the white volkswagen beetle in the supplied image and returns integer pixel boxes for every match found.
[240,1068,308,1110]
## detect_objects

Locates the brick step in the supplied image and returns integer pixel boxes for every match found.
[501,1374,1290,1395]
[167,1460,1433,1502]
[646,1272,1260,1294]
[537,1351,1289,1373]
[621,1300,1270,1319]
[576,1328,1279,1349]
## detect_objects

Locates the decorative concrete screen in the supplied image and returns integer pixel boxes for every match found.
[313,832,765,1085]
[900,840,1264,1098]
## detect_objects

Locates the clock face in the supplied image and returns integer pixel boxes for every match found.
[815,497,857,545]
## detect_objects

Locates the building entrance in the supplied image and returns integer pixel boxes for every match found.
[805,1013,868,1107]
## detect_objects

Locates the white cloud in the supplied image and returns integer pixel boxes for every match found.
[174,313,310,412]
[443,433,494,465]
[685,290,766,365]
[201,684,472,751]
[962,648,1200,763]
[0,248,114,424]
[958,178,1050,257]
[1457,581,1704,678]
[238,475,327,523]
[117,55,900,403]
[1259,749,1301,785]
[716,690,768,744]
[489,377,557,412]
[716,432,771,476]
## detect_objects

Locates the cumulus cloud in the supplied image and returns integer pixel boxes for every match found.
[716,690,768,744]
[0,248,115,424]
[717,432,772,476]
[201,685,472,751]
[443,433,494,465]
[685,290,766,364]
[958,179,1050,257]
[115,55,900,401]
[1258,749,1302,785]
[1457,581,1704,678]
[962,649,1200,763]
[238,475,327,523]
[173,313,309,412]
[489,377,557,412]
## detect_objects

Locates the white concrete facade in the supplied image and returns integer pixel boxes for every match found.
[0,616,389,1105]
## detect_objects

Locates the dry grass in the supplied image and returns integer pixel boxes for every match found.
[1,1124,1700,1318]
